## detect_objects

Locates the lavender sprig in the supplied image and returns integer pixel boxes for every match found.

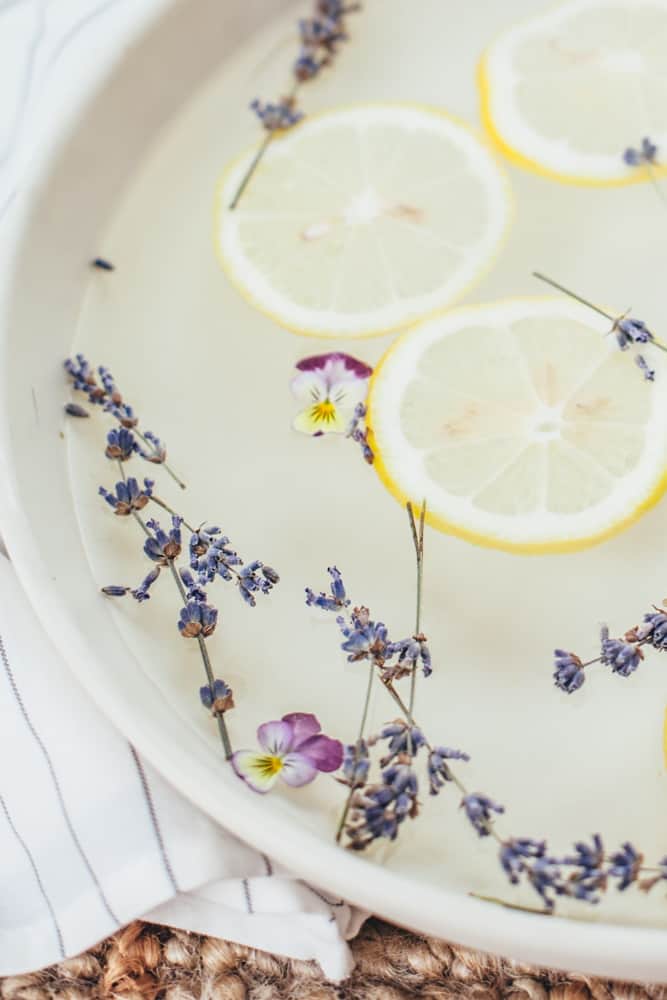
[228,1,361,210]
[623,137,667,210]
[532,272,667,377]
[68,356,281,762]
[314,505,667,914]
[552,612,667,694]
[65,355,186,488]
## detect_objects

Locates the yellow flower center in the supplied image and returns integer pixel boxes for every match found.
[310,399,337,424]
[257,755,284,777]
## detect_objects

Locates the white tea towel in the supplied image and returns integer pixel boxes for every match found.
[0,0,364,982]
[0,553,364,980]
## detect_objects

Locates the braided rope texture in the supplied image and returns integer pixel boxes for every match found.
[0,918,663,1000]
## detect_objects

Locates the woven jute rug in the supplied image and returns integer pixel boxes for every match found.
[0,919,663,1000]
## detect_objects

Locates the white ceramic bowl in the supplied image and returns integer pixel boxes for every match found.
[3,0,667,982]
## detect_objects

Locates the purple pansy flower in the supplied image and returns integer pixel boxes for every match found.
[291,352,372,436]
[232,712,343,794]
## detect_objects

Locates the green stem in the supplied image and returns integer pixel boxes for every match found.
[469,892,551,916]
[532,272,616,322]
[228,79,301,211]
[380,675,502,843]
[228,132,274,211]
[149,494,197,533]
[406,502,426,716]
[336,663,374,844]
[168,559,233,759]
[135,428,186,490]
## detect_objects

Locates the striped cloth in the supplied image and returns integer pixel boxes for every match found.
[0,553,363,980]
[0,0,363,982]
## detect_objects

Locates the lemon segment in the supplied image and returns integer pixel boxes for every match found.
[368,298,667,554]
[215,104,512,338]
[479,0,667,186]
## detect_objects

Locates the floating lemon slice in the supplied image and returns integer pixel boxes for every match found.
[215,104,511,338]
[479,0,667,185]
[367,298,667,554]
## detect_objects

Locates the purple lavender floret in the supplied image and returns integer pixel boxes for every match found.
[461,793,504,837]
[608,843,643,891]
[623,136,658,167]
[553,650,585,694]
[377,721,426,766]
[614,316,655,350]
[105,427,138,462]
[132,567,161,603]
[305,566,350,612]
[641,611,667,649]
[600,625,643,677]
[144,516,183,564]
[250,98,303,131]
[178,600,218,638]
[427,746,470,795]
[342,739,370,788]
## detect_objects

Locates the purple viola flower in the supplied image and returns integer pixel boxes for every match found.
[144,516,183,564]
[623,137,658,167]
[291,353,372,437]
[105,427,138,462]
[553,649,585,694]
[99,477,154,515]
[461,793,504,837]
[232,712,343,793]
[178,600,218,638]
[305,565,350,612]
[600,626,643,677]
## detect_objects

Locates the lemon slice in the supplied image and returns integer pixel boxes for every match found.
[215,104,511,338]
[479,0,667,185]
[368,298,667,554]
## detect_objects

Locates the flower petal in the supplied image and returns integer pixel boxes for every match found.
[296,734,344,772]
[282,712,321,749]
[328,377,369,411]
[280,751,318,787]
[290,370,328,404]
[293,404,347,436]
[296,352,372,380]
[257,719,294,755]
[231,751,282,793]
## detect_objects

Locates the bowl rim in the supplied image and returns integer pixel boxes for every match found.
[1,0,667,981]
